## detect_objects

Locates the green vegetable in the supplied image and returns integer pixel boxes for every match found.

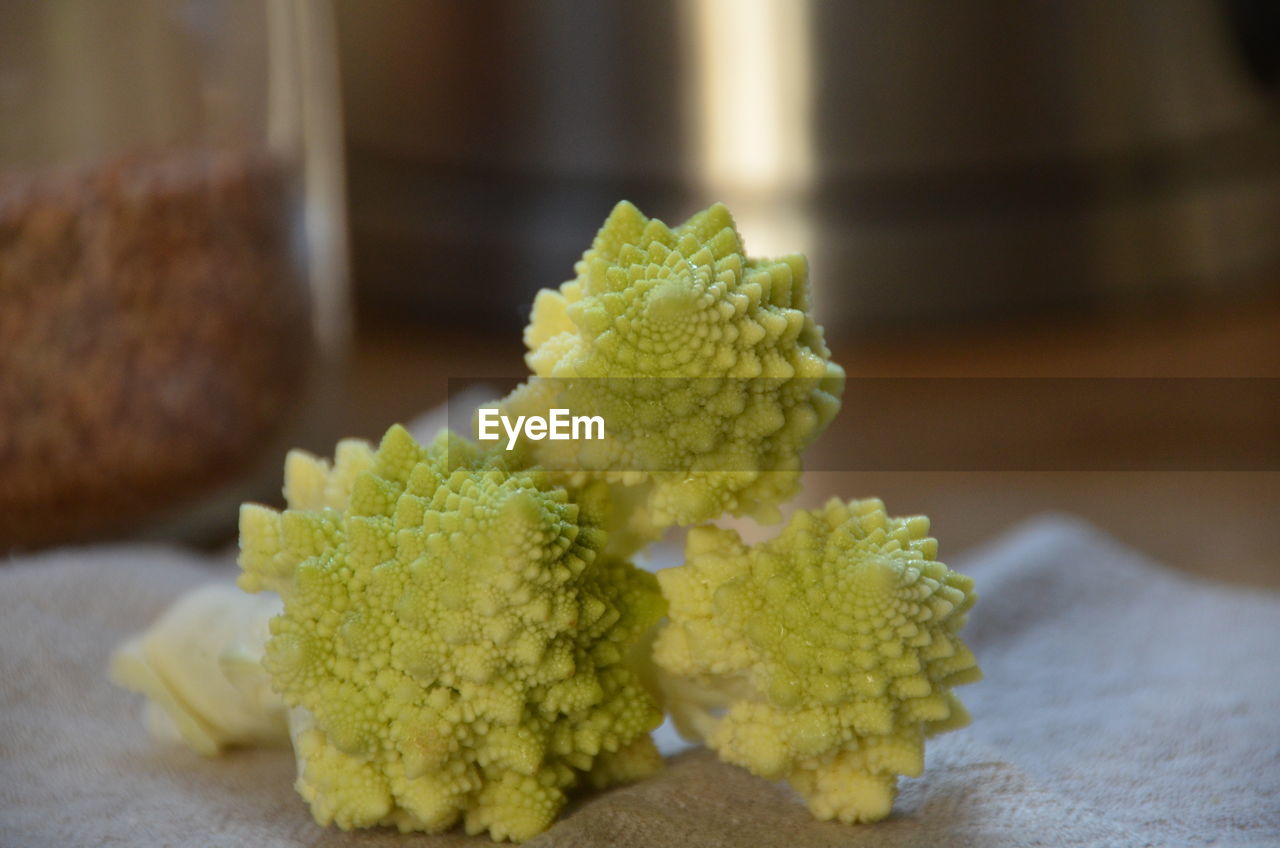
[237,426,665,841]
[653,498,981,823]
[110,200,980,840]
[503,200,844,552]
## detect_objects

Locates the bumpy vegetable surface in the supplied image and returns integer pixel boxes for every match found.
[653,498,981,824]
[238,425,666,841]
[503,201,844,550]
[110,200,983,837]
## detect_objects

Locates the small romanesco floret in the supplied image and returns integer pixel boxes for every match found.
[238,425,667,842]
[502,201,844,550]
[652,498,981,824]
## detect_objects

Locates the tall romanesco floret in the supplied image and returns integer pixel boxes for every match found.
[503,201,844,550]
[238,425,666,842]
[653,498,981,824]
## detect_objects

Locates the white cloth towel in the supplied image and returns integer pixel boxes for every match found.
[1,516,1277,847]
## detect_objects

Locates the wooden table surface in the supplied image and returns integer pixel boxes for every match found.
[347,298,1280,588]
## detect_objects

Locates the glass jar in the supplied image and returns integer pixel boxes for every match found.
[0,0,349,549]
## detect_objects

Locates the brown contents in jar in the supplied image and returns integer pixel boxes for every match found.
[0,151,313,549]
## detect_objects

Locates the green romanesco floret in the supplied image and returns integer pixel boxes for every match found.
[238,425,666,842]
[652,497,981,824]
[502,201,844,551]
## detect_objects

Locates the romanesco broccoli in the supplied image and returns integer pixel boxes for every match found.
[237,425,666,841]
[502,201,844,550]
[653,498,981,824]
[110,199,982,837]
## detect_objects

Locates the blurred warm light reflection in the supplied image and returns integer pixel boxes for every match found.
[682,0,815,261]
[684,0,814,191]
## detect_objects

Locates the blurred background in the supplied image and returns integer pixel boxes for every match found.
[1,0,1276,584]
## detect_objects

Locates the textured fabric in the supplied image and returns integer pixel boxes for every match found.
[1,517,1277,847]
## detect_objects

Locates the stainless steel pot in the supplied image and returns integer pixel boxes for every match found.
[337,0,1280,331]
